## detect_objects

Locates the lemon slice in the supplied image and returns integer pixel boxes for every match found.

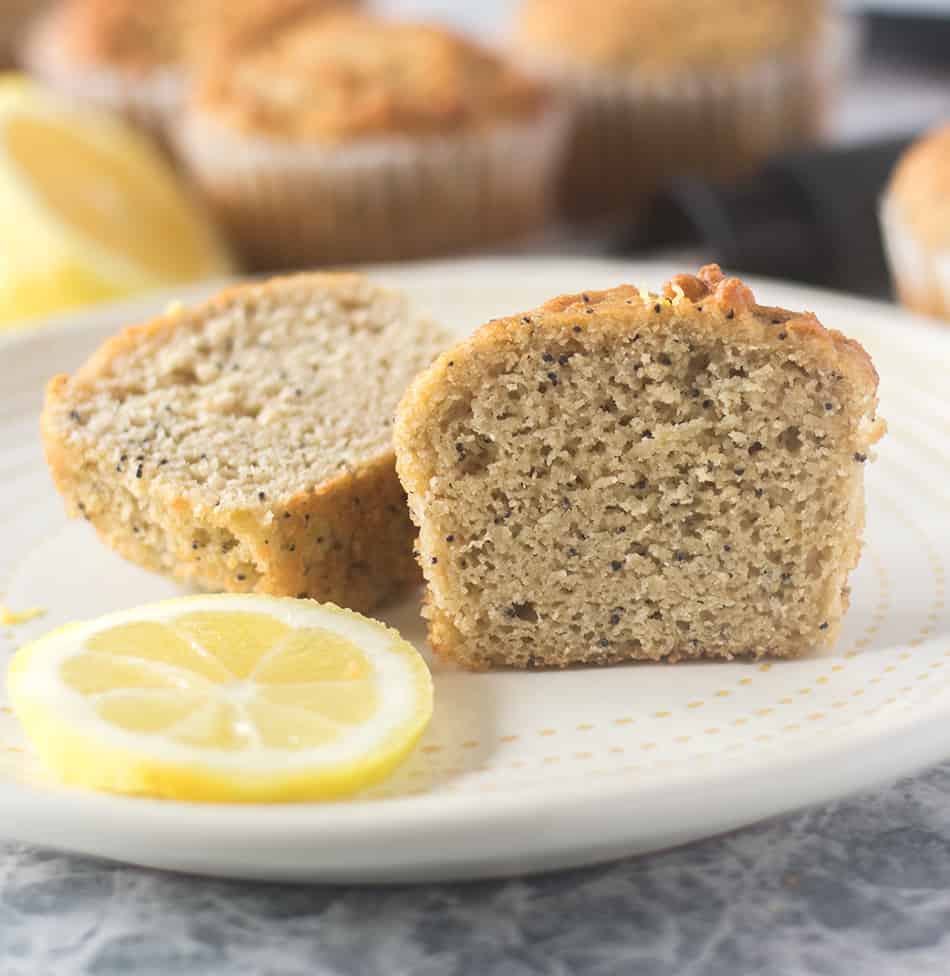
[0,76,233,329]
[7,595,433,803]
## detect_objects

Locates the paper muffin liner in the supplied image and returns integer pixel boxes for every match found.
[175,104,571,269]
[20,8,184,140]
[522,16,855,222]
[880,192,950,322]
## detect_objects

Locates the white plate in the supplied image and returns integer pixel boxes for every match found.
[1,257,949,883]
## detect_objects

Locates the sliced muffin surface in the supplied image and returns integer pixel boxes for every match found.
[395,265,885,669]
[43,272,450,612]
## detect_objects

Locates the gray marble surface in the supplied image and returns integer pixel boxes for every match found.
[5,764,950,976]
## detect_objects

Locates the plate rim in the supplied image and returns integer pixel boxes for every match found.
[0,693,947,882]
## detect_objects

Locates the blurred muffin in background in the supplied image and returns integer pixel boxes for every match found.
[21,0,355,136]
[0,0,43,67]
[512,0,842,223]
[177,12,569,269]
[881,125,950,323]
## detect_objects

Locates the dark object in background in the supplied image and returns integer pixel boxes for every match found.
[615,138,912,297]
[864,10,950,67]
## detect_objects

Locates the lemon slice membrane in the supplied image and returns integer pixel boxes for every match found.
[7,595,433,803]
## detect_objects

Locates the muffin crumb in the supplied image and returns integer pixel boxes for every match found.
[395,268,884,669]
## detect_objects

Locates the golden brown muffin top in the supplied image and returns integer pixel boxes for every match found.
[887,124,950,249]
[548,264,880,396]
[513,0,825,77]
[399,264,883,458]
[192,12,551,142]
[52,0,355,76]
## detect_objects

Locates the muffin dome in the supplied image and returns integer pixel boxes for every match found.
[514,0,825,76]
[880,124,950,321]
[40,0,356,76]
[194,12,550,143]
[47,0,183,75]
[22,0,358,137]
[511,0,833,221]
[886,125,950,251]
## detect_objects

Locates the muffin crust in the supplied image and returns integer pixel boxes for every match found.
[193,12,551,142]
[48,0,355,75]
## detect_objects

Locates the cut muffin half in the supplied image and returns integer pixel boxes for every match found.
[394,265,885,669]
[43,273,450,612]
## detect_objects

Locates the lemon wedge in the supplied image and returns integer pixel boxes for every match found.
[7,595,433,803]
[0,76,233,329]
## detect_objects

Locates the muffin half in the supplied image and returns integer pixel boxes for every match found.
[395,266,885,669]
[42,273,450,612]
